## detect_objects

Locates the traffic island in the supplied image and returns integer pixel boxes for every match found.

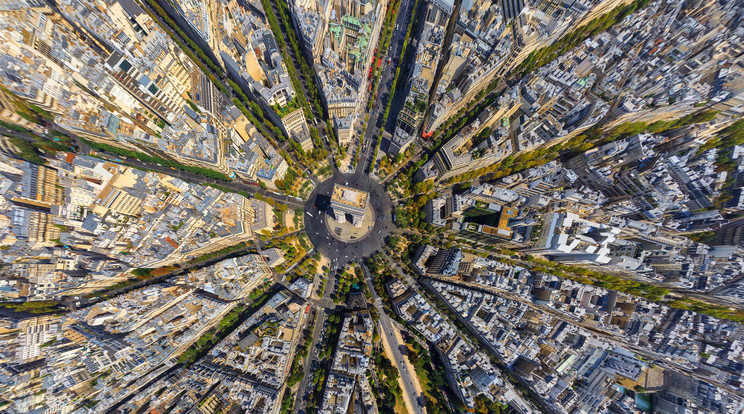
[325,202,376,242]
[326,184,376,242]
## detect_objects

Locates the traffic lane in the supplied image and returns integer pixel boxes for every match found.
[363,257,424,413]
[360,0,414,171]
[91,151,306,209]
[0,95,308,212]
[5,107,315,226]
[382,0,417,134]
[295,308,328,410]
[380,313,424,413]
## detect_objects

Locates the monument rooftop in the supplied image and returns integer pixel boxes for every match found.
[331,184,369,210]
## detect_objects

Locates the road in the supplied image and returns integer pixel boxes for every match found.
[0,124,309,211]
[262,0,339,173]
[294,306,326,412]
[361,263,425,414]
[303,167,395,264]
[294,236,346,412]
[301,41,406,259]
[381,0,420,136]
[8,3,423,407]
[1,1,738,412]
[123,0,328,185]
[64,228,301,311]
[0,2,455,412]
[397,225,744,312]
[94,151,305,209]
[361,0,418,171]
[0,2,499,413]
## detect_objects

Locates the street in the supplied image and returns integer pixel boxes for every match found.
[361,0,418,171]
[361,263,425,414]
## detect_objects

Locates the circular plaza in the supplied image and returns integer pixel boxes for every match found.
[303,170,394,264]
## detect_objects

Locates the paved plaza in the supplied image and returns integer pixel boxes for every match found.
[326,203,375,242]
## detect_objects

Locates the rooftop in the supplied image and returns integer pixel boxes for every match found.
[331,184,369,210]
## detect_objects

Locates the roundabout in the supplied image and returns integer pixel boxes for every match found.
[304,168,394,265]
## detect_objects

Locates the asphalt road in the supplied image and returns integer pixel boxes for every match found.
[294,307,326,412]
[383,0,419,135]
[63,230,301,311]
[362,0,417,162]
[361,264,424,414]
[424,274,744,400]
[295,262,344,412]
[378,307,425,413]
[0,125,309,211]
[291,4,422,410]
[89,148,306,210]
[0,2,422,410]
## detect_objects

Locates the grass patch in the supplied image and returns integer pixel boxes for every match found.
[7,137,47,165]
[404,335,455,413]
[669,298,744,323]
[0,300,62,314]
